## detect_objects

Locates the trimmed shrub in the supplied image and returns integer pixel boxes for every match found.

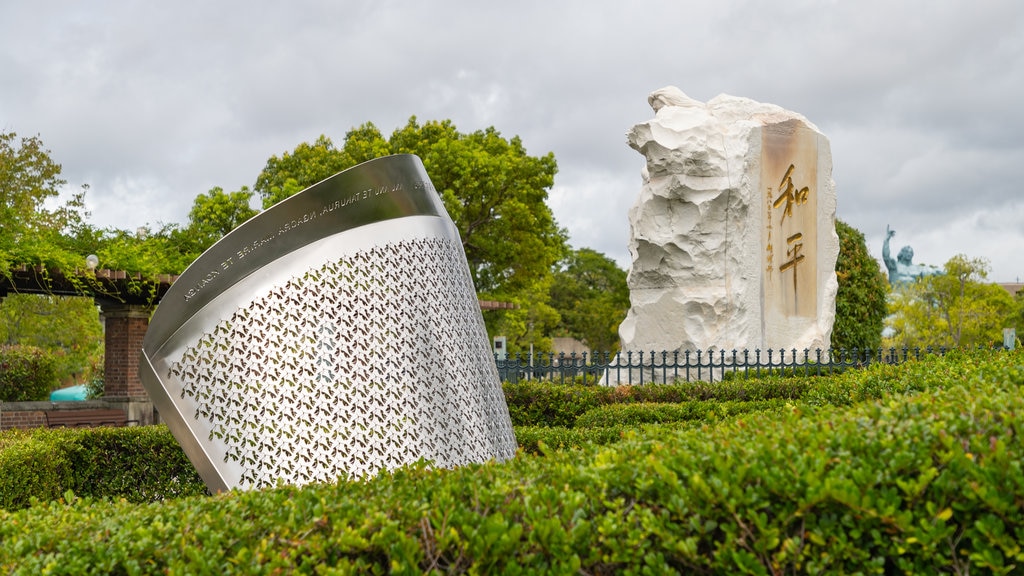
[801,347,1005,407]
[0,425,206,510]
[503,377,813,427]
[502,381,611,427]
[61,426,208,502]
[0,344,59,401]
[513,424,651,454]
[0,351,1021,573]
[573,399,788,428]
[0,431,70,510]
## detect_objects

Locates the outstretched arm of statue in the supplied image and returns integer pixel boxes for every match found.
[882,226,896,271]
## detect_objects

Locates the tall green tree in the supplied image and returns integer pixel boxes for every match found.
[549,248,629,353]
[0,130,89,272]
[253,134,368,209]
[187,186,259,243]
[0,131,106,386]
[66,186,257,279]
[1011,289,1024,347]
[0,294,103,384]
[885,254,1016,349]
[254,118,568,353]
[831,219,889,352]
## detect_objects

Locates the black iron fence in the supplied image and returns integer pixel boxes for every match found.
[494,347,974,385]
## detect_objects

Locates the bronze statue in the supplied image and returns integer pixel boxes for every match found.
[883,225,940,285]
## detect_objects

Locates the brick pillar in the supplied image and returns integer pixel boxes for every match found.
[100,303,151,399]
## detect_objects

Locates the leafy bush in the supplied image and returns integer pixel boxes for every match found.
[502,381,611,427]
[0,430,70,510]
[632,376,812,402]
[832,219,889,351]
[513,424,649,454]
[503,377,813,427]
[0,426,206,510]
[801,348,1002,407]
[84,370,104,399]
[573,399,788,428]
[0,350,1021,573]
[0,344,59,401]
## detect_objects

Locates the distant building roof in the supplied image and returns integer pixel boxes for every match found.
[999,283,1023,297]
[479,300,518,311]
[552,337,589,356]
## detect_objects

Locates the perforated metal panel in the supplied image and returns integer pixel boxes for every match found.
[140,155,516,492]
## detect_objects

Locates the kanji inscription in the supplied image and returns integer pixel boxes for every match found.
[762,121,818,319]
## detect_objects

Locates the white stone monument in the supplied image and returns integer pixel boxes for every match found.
[611,87,839,383]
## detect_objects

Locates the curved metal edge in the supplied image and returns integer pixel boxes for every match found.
[141,214,487,492]
[143,154,443,352]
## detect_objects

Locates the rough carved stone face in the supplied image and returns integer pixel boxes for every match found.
[614,87,839,380]
[898,246,914,264]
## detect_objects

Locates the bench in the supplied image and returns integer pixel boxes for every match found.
[44,409,131,428]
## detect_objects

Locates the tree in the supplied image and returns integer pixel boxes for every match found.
[0,131,199,284]
[187,186,259,242]
[0,293,103,384]
[254,118,568,353]
[885,254,1016,349]
[0,130,89,272]
[831,219,889,352]
[254,135,356,209]
[64,186,256,280]
[0,131,106,386]
[885,279,940,349]
[549,248,630,353]
[1011,289,1024,347]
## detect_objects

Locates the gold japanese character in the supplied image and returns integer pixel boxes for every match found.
[779,232,805,273]
[772,164,809,223]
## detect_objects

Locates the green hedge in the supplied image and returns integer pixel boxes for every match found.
[0,344,59,401]
[0,430,70,510]
[573,399,788,428]
[503,349,1010,428]
[0,351,1021,573]
[3,350,1009,510]
[798,348,997,407]
[501,377,810,428]
[0,425,207,510]
[511,400,790,454]
[513,424,645,454]
[502,382,611,427]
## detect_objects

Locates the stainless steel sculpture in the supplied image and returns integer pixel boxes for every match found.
[140,155,517,492]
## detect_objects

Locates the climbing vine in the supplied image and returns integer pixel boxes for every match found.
[1,130,202,302]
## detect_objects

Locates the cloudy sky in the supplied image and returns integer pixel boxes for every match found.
[2,1,1022,282]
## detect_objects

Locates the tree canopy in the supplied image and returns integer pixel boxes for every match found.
[254,118,568,353]
[0,132,100,385]
[549,248,629,354]
[0,294,103,384]
[831,219,889,352]
[0,131,89,273]
[885,254,1018,349]
[254,135,356,209]
[188,186,259,240]
[1011,290,1024,346]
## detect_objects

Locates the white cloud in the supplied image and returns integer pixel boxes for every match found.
[2,0,1022,283]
